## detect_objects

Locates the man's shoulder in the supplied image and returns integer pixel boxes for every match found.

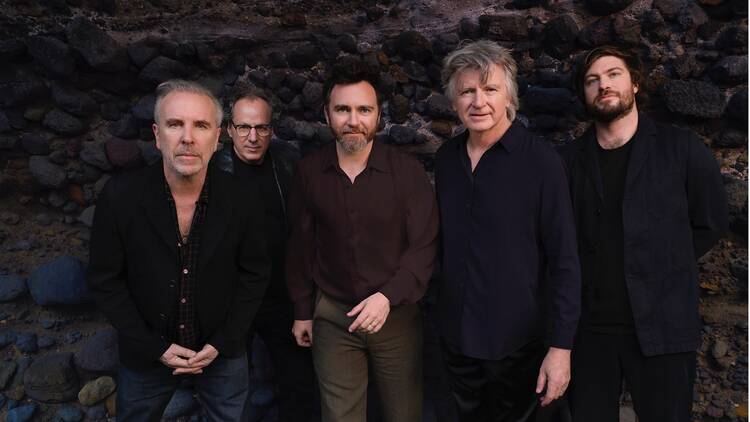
[296,143,333,173]
[380,142,425,172]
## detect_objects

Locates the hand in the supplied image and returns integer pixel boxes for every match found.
[180,344,219,374]
[535,347,571,407]
[292,320,313,347]
[346,292,390,334]
[159,343,199,374]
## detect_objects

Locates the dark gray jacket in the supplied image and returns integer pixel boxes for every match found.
[559,114,728,356]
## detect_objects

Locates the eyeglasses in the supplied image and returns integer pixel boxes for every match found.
[231,122,272,138]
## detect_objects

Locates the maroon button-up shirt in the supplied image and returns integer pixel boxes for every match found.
[286,140,439,320]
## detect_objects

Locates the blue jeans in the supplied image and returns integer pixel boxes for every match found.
[117,354,249,422]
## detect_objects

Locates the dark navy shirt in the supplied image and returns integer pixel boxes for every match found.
[435,121,581,360]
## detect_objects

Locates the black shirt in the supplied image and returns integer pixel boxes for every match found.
[435,121,581,360]
[585,140,636,333]
[232,149,287,302]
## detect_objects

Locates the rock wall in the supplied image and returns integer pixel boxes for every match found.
[0,0,746,421]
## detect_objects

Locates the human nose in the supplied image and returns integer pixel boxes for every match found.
[346,111,360,127]
[472,89,487,108]
[181,125,195,143]
[247,127,258,142]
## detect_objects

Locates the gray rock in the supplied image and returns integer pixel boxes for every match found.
[612,15,641,45]
[25,36,75,76]
[85,403,107,420]
[163,388,199,418]
[302,81,323,108]
[712,340,729,359]
[654,0,686,19]
[108,113,141,139]
[478,13,529,41]
[27,256,93,306]
[715,130,747,148]
[0,275,27,302]
[286,43,319,69]
[24,352,79,402]
[425,94,455,120]
[139,56,187,86]
[127,40,159,68]
[727,89,748,123]
[80,141,113,171]
[37,336,56,349]
[715,23,748,55]
[43,109,86,136]
[15,332,38,353]
[77,206,96,228]
[0,67,48,107]
[677,2,708,30]
[137,140,162,165]
[522,86,576,114]
[55,405,84,422]
[661,80,726,118]
[0,361,17,389]
[75,328,119,373]
[105,138,142,169]
[389,95,410,124]
[709,55,748,84]
[131,95,156,121]
[389,125,418,145]
[29,156,67,189]
[586,0,634,15]
[578,18,614,47]
[65,17,128,72]
[19,132,53,155]
[51,84,98,117]
[78,376,116,406]
[543,14,580,58]
[6,404,36,422]
[397,31,433,63]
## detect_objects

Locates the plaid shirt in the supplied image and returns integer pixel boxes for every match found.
[164,175,210,350]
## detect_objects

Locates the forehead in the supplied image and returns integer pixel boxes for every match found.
[159,91,217,121]
[454,63,505,86]
[328,81,378,106]
[586,55,629,76]
[232,98,271,119]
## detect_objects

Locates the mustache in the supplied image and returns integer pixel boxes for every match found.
[596,90,620,101]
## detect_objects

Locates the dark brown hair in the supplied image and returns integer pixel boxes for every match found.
[574,45,644,103]
[323,56,383,109]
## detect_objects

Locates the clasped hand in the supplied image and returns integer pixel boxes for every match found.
[159,343,218,375]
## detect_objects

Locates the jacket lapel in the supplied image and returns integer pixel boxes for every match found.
[198,164,232,273]
[140,163,178,256]
[624,114,656,196]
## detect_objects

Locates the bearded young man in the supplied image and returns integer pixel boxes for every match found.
[561,46,728,421]
[285,57,439,422]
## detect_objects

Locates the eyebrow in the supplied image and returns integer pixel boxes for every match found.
[586,66,624,78]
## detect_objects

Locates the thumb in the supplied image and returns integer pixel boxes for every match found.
[535,370,547,394]
[346,301,365,317]
[173,345,197,358]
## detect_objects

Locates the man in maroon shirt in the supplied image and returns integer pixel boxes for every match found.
[286,57,439,422]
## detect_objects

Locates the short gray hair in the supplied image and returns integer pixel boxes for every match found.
[153,79,224,125]
[441,40,520,121]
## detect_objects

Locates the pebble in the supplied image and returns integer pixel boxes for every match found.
[78,376,116,406]
[85,403,107,420]
[0,276,27,302]
[712,340,729,359]
[6,403,36,422]
[56,404,84,421]
[15,332,38,353]
[37,336,56,349]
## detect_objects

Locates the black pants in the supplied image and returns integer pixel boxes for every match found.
[569,330,696,422]
[442,340,553,422]
[248,299,318,422]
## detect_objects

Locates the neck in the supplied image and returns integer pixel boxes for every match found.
[164,167,207,199]
[467,117,513,150]
[335,140,373,168]
[594,106,639,150]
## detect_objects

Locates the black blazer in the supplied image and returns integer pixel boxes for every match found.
[87,162,269,369]
[560,114,728,356]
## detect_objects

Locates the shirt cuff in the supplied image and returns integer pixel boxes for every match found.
[293,296,314,320]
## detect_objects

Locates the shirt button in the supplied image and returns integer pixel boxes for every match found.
[179,324,185,330]
[177,242,181,248]
[180,298,186,304]
[182,268,188,274]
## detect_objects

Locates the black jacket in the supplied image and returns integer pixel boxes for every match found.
[87,162,270,369]
[559,114,728,356]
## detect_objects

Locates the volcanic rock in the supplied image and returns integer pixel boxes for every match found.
[24,353,79,403]
[66,17,128,72]
[661,80,725,118]
[27,256,93,306]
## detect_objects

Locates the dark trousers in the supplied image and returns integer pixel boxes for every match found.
[569,330,696,422]
[313,293,423,422]
[247,299,317,422]
[441,340,549,422]
[117,354,249,422]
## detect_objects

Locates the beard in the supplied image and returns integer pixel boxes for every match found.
[335,130,374,154]
[586,89,636,123]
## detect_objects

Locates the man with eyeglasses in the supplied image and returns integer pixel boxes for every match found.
[215,86,316,422]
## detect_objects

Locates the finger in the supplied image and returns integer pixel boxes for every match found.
[172,345,197,358]
[346,301,366,317]
[172,367,204,375]
[167,357,193,369]
[188,348,212,365]
[535,370,546,394]
[348,313,368,333]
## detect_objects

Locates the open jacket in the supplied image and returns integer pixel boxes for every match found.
[87,161,270,369]
[559,114,728,356]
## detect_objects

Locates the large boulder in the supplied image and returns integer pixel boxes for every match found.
[726,89,748,123]
[29,156,67,189]
[6,404,37,422]
[709,55,748,85]
[425,94,456,120]
[19,132,53,155]
[661,80,726,118]
[522,86,576,114]
[478,13,529,41]
[27,256,93,306]
[75,328,119,373]
[397,31,433,63]
[51,83,98,117]
[543,14,580,59]
[80,141,114,171]
[78,376,116,406]
[286,43,319,69]
[24,353,79,403]
[25,36,75,77]
[139,56,187,85]
[0,66,48,107]
[65,17,128,72]
[105,138,142,169]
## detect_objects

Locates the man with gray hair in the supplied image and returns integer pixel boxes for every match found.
[88,79,270,421]
[434,40,581,421]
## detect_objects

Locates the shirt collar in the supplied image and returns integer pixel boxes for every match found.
[163,170,210,205]
[455,120,525,153]
[321,139,390,173]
